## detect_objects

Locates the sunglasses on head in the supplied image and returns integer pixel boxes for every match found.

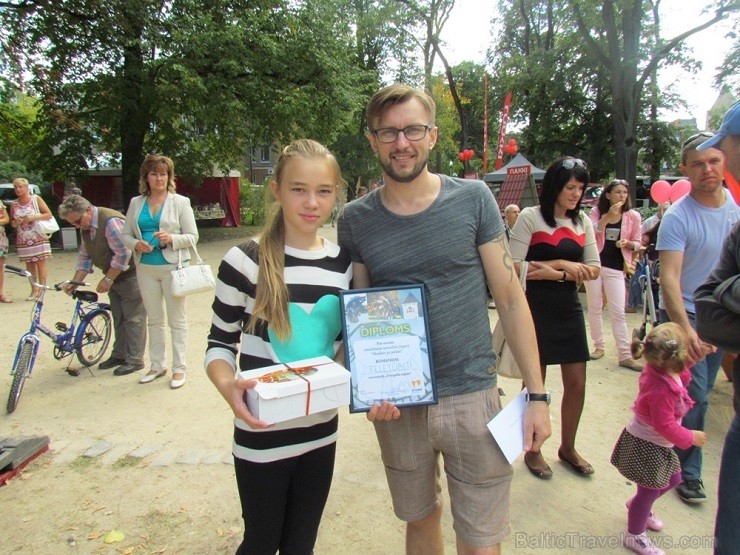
[561,158,587,170]
[609,179,629,187]
[682,132,713,148]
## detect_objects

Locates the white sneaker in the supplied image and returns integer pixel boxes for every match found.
[624,531,665,555]
[139,369,167,384]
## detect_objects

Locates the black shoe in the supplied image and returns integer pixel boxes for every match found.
[98,357,126,370]
[113,363,145,376]
[677,479,707,504]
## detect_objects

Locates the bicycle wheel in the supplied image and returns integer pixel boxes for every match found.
[7,341,34,413]
[76,310,112,367]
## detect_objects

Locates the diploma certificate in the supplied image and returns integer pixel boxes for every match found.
[340,285,437,412]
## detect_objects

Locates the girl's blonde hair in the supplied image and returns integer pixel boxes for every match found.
[631,322,690,374]
[139,154,177,195]
[247,139,344,341]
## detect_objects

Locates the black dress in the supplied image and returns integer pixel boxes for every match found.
[513,211,595,366]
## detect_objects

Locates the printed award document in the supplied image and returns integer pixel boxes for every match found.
[340,285,437,412]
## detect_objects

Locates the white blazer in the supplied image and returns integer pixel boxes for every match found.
[122,192,199,265]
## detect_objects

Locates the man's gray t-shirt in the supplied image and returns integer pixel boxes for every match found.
[338,175,504,396]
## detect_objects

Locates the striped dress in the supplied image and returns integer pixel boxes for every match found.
[205,238,352,463]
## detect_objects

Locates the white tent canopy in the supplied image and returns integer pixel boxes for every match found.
[482,153,546,184]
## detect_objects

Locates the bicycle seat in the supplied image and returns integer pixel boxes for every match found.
[72,290,98,303]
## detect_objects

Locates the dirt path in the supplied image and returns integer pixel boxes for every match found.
[0,227,730,554]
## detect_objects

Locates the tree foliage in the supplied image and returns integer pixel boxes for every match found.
[490,0,737,191]
[1,0,365,205]
[569,0,737,192]
[490,0,614,181]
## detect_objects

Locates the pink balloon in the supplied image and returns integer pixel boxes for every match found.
[651,180,671,204]
[669,179,691,202]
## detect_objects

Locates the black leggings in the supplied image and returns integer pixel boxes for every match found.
[234,442,336,555]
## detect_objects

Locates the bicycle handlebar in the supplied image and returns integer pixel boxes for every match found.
[4,265,88,289]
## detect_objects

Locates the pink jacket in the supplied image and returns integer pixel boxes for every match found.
[632,364,695,450]
[589,207,642,267]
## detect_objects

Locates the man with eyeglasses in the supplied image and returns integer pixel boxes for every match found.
[656,131,740,505]
[693,100,740,553]
[58,195,146,377]
[338,83,551,555]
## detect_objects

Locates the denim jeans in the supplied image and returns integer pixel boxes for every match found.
[627,259,645,309]
[662,310,723,481]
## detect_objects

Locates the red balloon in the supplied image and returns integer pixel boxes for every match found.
[467,149,475,159]
[507,138,517,146]
[669,179,691,202]
[504,144,518,155]
[458,151,465,161]
[651,180,671,204]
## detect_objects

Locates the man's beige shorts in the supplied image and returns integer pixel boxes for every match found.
[373,388,513,547]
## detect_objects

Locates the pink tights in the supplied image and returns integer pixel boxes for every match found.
[627,471,682,534]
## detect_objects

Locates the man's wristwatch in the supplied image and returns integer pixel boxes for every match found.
[526,392,551,405]
[103,276,114,285]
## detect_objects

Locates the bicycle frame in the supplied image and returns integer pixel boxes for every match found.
[7,266,110,375]
[11,292,110,378]
[6,264,113,412]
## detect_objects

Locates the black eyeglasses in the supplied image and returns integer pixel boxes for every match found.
[682,132,713,148]
[372,124,433,144]
[561,158,587,170]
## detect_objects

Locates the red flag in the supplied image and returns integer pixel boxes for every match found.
[495,92,512,170]
[483,74,489,174]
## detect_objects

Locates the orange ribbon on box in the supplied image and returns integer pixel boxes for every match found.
[284,361,334,416]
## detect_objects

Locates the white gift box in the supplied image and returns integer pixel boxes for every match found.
[239,356,350,424]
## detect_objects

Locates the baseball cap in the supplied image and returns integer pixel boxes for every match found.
[697,101,740,151]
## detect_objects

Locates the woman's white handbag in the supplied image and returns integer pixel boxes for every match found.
[31,195,60,238]
[170,238,216,297]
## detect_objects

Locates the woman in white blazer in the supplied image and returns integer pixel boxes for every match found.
[122,154,198,389]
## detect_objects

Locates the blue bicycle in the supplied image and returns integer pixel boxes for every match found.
[5,264,113,413]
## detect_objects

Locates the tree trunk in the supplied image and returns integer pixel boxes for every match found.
[119,9,148,209]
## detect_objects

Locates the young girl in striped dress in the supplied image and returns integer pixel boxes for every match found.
[205,139,351,555]
[611,323,708,555]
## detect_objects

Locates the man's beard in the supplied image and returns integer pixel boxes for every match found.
[378,151,429,183]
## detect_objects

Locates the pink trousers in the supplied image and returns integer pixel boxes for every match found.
[585,266,631,361]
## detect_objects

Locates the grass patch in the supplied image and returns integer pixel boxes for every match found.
[69,456,97,469]
[112,455,141,469]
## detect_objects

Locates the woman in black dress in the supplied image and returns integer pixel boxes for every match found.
[509,157,601,479]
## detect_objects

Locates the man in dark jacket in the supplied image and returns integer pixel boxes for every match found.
[695,101,740,554]
[59,195,146,376]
